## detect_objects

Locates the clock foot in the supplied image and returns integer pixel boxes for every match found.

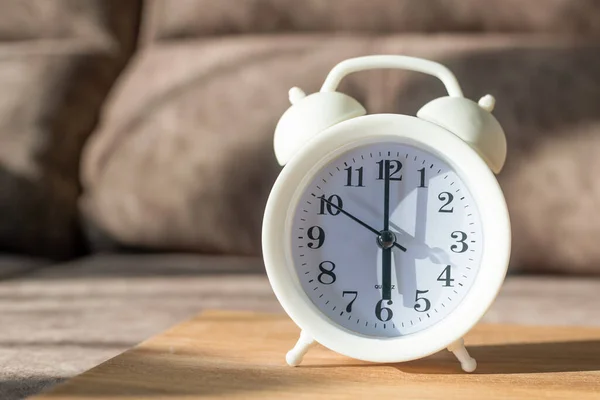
[447,338,477,373]
[286,330,315,367]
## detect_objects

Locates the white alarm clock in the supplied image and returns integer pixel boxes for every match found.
[262,55,511,372]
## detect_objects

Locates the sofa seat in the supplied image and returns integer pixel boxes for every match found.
[1,254,599,399]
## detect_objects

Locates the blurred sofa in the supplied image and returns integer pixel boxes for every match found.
[2,0,600,273]
[2,1,600,398]
[0,0,141,260]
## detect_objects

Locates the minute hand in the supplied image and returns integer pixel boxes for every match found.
[320,197,407,252]
[382,160,392,301]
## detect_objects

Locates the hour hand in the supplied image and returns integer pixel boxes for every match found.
[320,197,406,252]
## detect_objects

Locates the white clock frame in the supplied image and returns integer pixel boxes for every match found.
[262,114,511,372]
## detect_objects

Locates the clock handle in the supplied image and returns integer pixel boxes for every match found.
[320,56,505,174]
[320,55,464,98]
[275,54,506,174]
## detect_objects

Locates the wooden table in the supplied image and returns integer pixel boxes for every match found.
[35,311,600,399]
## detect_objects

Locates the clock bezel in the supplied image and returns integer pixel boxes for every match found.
[262,114,511,363]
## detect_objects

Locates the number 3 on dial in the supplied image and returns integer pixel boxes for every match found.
[451,231,468,253]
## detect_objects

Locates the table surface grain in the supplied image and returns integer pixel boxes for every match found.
[35,310,600,399]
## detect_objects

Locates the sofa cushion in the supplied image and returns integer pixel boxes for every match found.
[80,34,600,273]
[2,254,600,398]
[141,0,600,42]
[0,0,141,259]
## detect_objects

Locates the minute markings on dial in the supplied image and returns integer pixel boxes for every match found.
[295,146,482,336]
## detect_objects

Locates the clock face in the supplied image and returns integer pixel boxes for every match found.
[290,141,483,338]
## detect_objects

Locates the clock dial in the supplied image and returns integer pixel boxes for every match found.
[290,142,483,338]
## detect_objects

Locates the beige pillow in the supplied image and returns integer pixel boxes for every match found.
[81,34,600,274]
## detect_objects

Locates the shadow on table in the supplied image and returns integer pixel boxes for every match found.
[461,340,600,374]
[306,340,600,375]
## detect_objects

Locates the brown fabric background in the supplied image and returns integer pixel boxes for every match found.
[141,0,600,42]
[0,0,115,42]
[0,0,598,272]
[0,0,141,259]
